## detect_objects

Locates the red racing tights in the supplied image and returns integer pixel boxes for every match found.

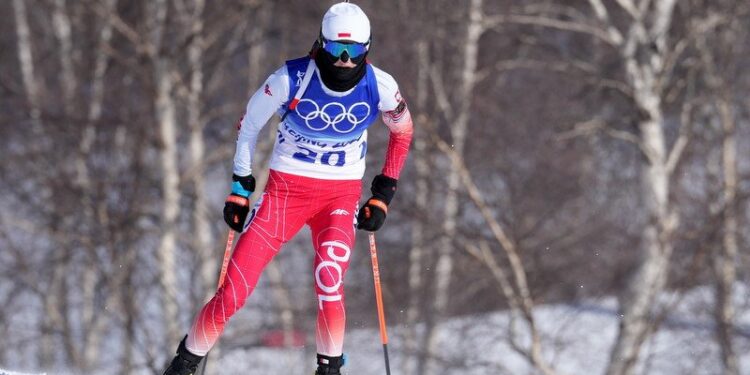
[186,170,361,357]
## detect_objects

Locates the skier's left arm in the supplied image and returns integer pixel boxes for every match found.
[357,69,413,232]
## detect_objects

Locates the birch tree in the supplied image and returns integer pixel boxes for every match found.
[147,0,183,346]
[597,3,682,373]
[486,2,724,373]
[51,0,83,367]
[77,0,116,368]
[176,0,216,305]
[422,1,486,372]
[12,0,60,366]
[2,1,749,373]
[711,86,740,375]
[404,39,431,375]
[697,4,747,372]
[12,0,42,133]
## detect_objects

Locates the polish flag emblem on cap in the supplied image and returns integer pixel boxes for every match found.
[321,2,371,44]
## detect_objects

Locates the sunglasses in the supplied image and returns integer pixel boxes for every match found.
[321,38,369,59]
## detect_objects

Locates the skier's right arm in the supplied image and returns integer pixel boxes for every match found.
[224,66,290,232]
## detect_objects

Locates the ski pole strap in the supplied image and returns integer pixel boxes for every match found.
[281,59,316,121]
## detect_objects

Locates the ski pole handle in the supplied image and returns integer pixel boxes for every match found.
[218,195,260,288]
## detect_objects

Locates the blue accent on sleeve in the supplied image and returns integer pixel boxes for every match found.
[231,181,252,198]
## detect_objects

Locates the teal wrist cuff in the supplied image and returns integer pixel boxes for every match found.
[231,181,252,198]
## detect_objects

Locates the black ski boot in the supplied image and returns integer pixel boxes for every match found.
[163,336,204,375]
[315,353,345,375]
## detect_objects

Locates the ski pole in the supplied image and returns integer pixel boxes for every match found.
[217,230,235,288]
[368,232,392,375]
[196,230,236,375]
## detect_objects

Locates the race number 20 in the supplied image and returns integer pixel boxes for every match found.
[293,147,346,167]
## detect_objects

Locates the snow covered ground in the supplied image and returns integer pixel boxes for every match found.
[212,286,750,375]
[0,370,46,375]
[3,285,749,374]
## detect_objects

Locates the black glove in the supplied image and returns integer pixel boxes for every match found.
[357,174,397,232]
[223,174,256,232]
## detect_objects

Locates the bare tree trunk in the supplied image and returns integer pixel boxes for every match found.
[183,0,215,303]
[51,0,83,368]
[149,0,182,346]
[404,38,430,375]
[424,0,483,373]
[606,3,679,375]
[182,3,219,372]
[608,98,674,375]
[122,245,139,374]
[697,20,742,373]
[13,0,52,365]
[155,58,182,346]
[12,0,42,133]
[79,0,116,369]
[712,98,739,375]
[433,131,564,375]
[53,0,76,116]
[41,267,63,365]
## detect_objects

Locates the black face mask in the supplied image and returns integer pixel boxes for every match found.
[314,48,368,92]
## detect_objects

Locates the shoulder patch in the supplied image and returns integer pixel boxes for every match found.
[386,99,407,121]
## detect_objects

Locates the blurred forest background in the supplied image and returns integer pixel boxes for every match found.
[1,0,749,374]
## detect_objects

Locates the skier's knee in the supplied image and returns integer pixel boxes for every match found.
[215,283,250,318]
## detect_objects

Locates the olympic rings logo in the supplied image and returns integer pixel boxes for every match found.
[295,99,371,133]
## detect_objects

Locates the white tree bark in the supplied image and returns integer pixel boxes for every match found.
[713,97,739,375]
[51,0,85,368]
[53,0,76,116]
[433,132,564,375]
[12,0,42,132]
[698,25,741,374]
[495,2,710,373]
[182,0,215,303]
[404,39,430,375]
[604,2,679,375]
[13,0,55,365]
[424,0,483,373]
[80,1,115,367]
[182,2,220,371]
[148,0,182,346]
[77,1,116,371]
[52,0,96,369]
